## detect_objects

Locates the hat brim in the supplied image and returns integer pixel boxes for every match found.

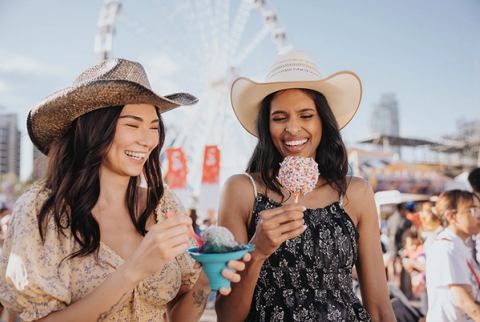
[230,71,362,137]
[28,79,198,154]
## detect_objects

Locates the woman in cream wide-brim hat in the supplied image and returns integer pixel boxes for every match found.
[0,58,248,322]
[230,50,362,137]
[216,51,396,322]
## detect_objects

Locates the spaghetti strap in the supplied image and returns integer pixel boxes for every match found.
[243,173,258,198]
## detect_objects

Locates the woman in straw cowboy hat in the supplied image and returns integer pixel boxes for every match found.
[0,58,248,322]
[215,51,395,321]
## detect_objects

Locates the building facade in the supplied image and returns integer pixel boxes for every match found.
[0,113,21,177]
[370,93,400,137]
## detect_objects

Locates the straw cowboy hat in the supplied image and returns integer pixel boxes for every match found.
[27,58,198,154]
[230,51,362,136]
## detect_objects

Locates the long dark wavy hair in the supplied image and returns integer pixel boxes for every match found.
[246,89,349,200]
[38,105,165,260]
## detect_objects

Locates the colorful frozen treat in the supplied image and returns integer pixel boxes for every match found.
[187,226,254,290]
[277,156,319,203]
[199,226,242,253]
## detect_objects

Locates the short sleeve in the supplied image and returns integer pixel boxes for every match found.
[427,239,470,287]
[445,247,471,285]
[0,183,72,321]
[155,185,200,289]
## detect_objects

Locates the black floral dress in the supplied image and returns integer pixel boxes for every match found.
[245,193,372,322]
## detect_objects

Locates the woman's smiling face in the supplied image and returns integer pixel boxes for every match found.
[269,89,322,158]
[101,103,160,178]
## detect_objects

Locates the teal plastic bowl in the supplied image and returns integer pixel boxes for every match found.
[187,244,255,290]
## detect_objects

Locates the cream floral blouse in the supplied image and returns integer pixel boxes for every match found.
[0,181,200,321]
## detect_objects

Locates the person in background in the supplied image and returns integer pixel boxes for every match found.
[388,203,413,258]
[419,201,443,252]
[401,229,427,316]
[405,202,422,231]
[206,209,218,226]
[468,168,480,199]
[425,189,480,322]
[468,168,480,270]
[188,208,201,235]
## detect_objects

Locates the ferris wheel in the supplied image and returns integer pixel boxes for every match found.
[94,0,292,195]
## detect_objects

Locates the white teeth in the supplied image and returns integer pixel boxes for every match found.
[285,139,308,146]
[124,151,146,160]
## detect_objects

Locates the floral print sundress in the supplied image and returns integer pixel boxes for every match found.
[244,174,372,322]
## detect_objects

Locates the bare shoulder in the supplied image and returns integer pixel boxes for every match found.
[344,176,376,226]
[345,176,373,202]
[222,174,256,198]
[219,174,256,225]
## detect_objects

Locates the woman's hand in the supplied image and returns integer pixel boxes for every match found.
[250,204,306,259]
[194,252,252,295]
[219,253,252,295]
[125,215,192,282]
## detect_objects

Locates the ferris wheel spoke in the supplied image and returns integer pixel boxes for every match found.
[148,0,190,22]
[117,14,197,72]
[216,0,230,64]
[234,25,270,66]
[208,1,220,61]
[228,0,254,65]
[186,0,215,63]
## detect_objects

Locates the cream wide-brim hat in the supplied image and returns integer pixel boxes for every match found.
[230,51,362,137]
[27,58,198,155]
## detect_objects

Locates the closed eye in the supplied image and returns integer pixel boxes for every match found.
[300,114,314,119]
[126,124,138,128]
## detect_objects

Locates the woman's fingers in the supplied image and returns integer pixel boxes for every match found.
[277,218,305,235]
[227,260,245,272]
[154,214,192,230]
[163,233,190,249]
[260,204,305,220]
[271,210,304,224]
[218,287,232,295]
[222,269,241,283]
[158,224,189,240]
[168,242,190,257]
[279,224,307,242]
[241,253,252,262]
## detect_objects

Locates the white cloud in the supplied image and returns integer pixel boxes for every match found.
[0,51,64,76]
[141,53,178,76]
[139,53,182,93]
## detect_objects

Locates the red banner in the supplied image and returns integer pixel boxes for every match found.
[201,145,220,184]
[166,147,187,189]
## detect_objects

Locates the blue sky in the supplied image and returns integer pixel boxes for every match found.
[0,0,479,180]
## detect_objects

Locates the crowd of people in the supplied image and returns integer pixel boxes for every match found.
[372,167,480,322]
[0,50,478,322]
